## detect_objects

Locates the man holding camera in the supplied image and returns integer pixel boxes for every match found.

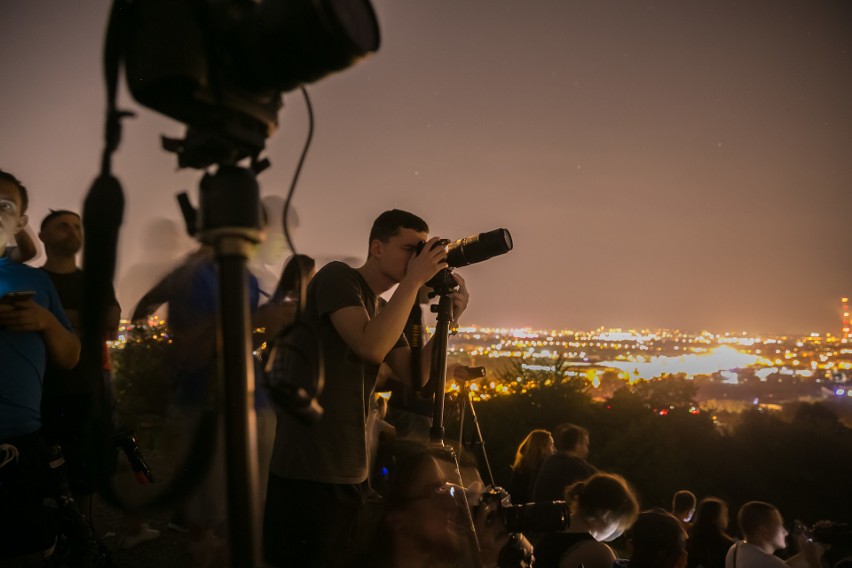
[263,209,470,567]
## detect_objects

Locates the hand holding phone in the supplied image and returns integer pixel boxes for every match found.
[0,290,36,306]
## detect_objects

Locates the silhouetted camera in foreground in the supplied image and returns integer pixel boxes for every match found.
[118,0,381,168]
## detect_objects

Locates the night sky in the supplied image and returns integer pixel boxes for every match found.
[2,1,851,334]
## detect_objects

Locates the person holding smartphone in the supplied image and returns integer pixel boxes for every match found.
[0,169,80,566]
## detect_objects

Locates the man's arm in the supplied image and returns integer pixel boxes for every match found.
[131,277,171,321]
[329,238,449,364]
[0,300,81,368]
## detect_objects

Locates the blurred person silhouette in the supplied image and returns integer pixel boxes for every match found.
[118,216,194,320]
[687,497,736,568]
[248,195,299,297]
[507,429,555,506]
[0,169,81,566]
[268,253,315,305]
[531,423,597,502]
[534,472,639,568]
[725,501,823,568]
[131,241,290,566]
[263,209,470,567]
[255,252,315,506]
[350,442,510,568]
[672,490,697,532]
[614,510,688,568]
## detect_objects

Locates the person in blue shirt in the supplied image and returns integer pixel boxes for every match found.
[0,168,80,566]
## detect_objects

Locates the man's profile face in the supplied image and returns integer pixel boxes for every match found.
[575,434,590,459]
[374,227,429,283]
[0,179,27,250]
[765,510,788,552]
[40,213,83,256]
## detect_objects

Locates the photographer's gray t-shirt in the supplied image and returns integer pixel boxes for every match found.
[269,261,406,485]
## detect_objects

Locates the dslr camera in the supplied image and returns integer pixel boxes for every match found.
[477,487,569,534]
[415,228,513,291]
[794,520,852,547]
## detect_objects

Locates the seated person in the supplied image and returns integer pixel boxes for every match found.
[615,510,688,568]
[534,472,640,568]
[725,501,822,568]
[687,497,736,568]
[532,423,597,502]
[671,490,697,532]
[352,441,510,568]
[507,429,555,505]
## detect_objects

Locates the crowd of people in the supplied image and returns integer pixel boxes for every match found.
[1,168,848,568]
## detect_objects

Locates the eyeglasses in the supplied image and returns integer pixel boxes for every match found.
[404,482,469,510]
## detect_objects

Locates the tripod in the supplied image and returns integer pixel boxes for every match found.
[195,164,264,567]
[451,377,496,489]
[425,277,487,568]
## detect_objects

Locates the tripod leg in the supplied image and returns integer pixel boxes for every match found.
[457,391,467,452]
[465,395,495,488]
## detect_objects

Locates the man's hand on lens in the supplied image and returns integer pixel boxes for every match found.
[449,272,469,321]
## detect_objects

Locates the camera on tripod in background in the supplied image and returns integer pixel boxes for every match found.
[477,486,569,534]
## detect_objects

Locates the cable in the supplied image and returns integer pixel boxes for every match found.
[273,85,316,315]
[281,86,314,260]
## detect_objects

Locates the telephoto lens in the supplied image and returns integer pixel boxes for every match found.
[446,228,513,268]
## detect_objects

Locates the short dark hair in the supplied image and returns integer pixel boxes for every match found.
[672,490,697,515]
[0,169,29,213]
[565,472,639,527]
[693,497,729,533]
[368,209,429,249]
[738,501,779,540]
[40,209,81,232]
[554,423,589,452]
[629,511,687,568]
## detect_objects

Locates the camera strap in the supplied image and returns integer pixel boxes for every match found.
[406,299,424,402]
[79,0,136,498]
[81,0,133,375]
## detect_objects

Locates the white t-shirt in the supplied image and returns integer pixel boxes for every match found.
[725,541,787,568]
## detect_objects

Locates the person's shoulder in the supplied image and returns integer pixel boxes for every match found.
[12,261,50,282]
[318,261,357,277]
[560,538,615,568]
[314,261,361,286]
